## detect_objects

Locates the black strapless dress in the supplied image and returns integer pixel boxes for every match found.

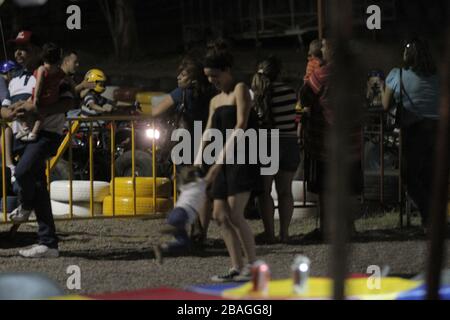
[210,105,261,199]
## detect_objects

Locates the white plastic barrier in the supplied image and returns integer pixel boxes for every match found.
[51,200,103,217]
[271,180,318,202]
[50,181,110,202]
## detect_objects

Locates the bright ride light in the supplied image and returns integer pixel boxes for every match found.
[299,263,309,272]
[145,128,160,140]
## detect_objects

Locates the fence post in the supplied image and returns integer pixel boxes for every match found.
[327,0,360,300]
[426,12,450,299]
[1,124,7,221]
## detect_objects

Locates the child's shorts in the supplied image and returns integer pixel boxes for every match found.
[167,207,190,228]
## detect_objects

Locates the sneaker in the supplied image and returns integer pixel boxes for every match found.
[21,132,38,142]
[19,244,59,258]
[234,264,252,282]
[15,127,30,140]
[9,205,33,224]
[7,165,16,184]
[211,268,241,283]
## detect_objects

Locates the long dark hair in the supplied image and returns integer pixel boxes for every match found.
[251,55,281,127]
[204,38,233,71]
[178,55,210,99]
[403,38,437,77]
[41,42,61,65]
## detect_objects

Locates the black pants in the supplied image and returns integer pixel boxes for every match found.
[14,131,62,249]
[403,119,438,226]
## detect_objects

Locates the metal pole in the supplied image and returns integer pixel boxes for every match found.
[89,122,94,217]
[0,17,8,60]
[399,128,404,228]
[1,124,7,221]
[110,121,116,216]
[47,160,50,192]
[426,16,450,300]
[131,121,136,215]
[68,120,73,218]
[317,0,324,40]
[380,114,384,205]
[173,163,177,205]
[152,121,156,215]
[328,0,357,300]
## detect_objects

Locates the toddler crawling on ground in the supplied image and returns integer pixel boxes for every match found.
[153,164,219,263]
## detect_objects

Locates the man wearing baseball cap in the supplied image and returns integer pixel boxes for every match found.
[7,30,41,69]
[1,30,76,258]
[9,30,34,45]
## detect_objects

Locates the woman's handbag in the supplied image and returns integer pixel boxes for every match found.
[395,69,423,128]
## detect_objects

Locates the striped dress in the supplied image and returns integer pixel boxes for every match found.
[270,82,298,137]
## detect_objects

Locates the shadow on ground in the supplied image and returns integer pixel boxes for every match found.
[276,225,450,246]
[59,244,231,261]
[0,231,37,249]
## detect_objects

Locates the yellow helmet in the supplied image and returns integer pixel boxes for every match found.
[84,69,106,93]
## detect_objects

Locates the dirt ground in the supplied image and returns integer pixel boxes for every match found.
[0,211,448,296]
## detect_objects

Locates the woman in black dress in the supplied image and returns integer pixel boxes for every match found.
[196,39,259,282]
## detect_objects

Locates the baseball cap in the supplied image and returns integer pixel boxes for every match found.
[8,30,40,47]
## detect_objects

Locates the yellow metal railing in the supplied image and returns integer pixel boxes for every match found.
[48,120,80,172]
[0,115,176,223]
[1,125,7,223]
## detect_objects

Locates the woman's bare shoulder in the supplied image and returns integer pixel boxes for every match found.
[234,82,249,92]
[209,93,223,109]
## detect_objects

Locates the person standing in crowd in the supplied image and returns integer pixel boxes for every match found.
[0,60,20,174]
[152,55,216,135]
[252,56,299,244]
[295,40,324,147]
[152,55,216,245]
[60,50,96,96]
[381,37,440,231]
[303,39,323,83]
[2,31,76,258]
[15,43,66,142]
[1,31,39,183]
[300,39,361,240]
[196,39,259,282]
[0,60,19,101]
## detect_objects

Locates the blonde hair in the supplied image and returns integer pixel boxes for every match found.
[308,39,322,58]
[251,55,281,128]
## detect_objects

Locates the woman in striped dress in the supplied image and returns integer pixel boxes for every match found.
[252,56,300,243]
